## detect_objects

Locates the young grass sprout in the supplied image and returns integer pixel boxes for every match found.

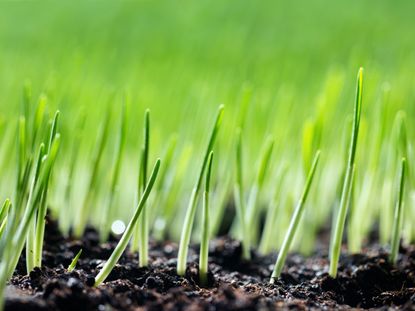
[389,158,406,264]
[94,158,161,286]
[177,105,224,276]
[270,150,321,283]
[67,249,83,272]
[199,151,213,286]
[233,128,251,259]
[329,67,363,278]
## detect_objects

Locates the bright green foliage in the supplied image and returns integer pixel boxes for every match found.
[270,150,321,283]
[68,249,83,272]
[101,104,127,241]
[233,128,251,259]
[74,110,111,237]
[389,158,406,264]
[329,68,363,278]
[94,159,161,286]
[138,109,150,267]
[199,151,213,286]
[177,105,224,276]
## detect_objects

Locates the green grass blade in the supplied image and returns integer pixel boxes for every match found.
[7,136,60,279]
[0,199,11,239]
[74,110,111,237]
[34,111,60,268]
[329,68,363,278]
[177,105,224,276]
[233,128,250,259]
[25,143,46,273]
[270,150,321,283]
[101,104,127,241]
[94,159,161,286]
[389,158,406,264]
[199,151,213,286]
[138,109,150,267]
[67,249,83,272]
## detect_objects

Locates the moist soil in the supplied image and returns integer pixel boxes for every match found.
[5,218,415,310]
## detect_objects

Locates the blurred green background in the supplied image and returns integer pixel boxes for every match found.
[0,0,414,249]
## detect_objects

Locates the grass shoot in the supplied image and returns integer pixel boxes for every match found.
[94,159,161,286]
[233,128,251,259]
[329,67,363,278]
[199,151,213,286]
[67,249,83,272]
[177,105,224,276]
[389,158,406,264]
[270,150,321,283]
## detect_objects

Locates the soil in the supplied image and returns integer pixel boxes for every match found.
[5,217,415,310]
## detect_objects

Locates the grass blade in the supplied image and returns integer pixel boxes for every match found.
[177,105,224,276]
[389,158,406,264]
[233,128,250,259]
[270,150,321,283]
[94,159,161,286]
[329,67,363,278]
[199,151,213,286]
[138,109,150,267]
[67,249,83,272]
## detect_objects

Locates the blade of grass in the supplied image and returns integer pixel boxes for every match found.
[329,67,363,278]
[67,249,83,272]
[389,158,406,264]
[74,110,111,237]
[94,159,161,286]
[177,105,224,276]
[138,109,150,267]
[6,136,61,279]
[233,128,250,259]
[270,150,321,283]
[25,143,46,273]
[0,199,11,239]
[100,104,127,241]
[199,151,213,286]
[34,111,60,268]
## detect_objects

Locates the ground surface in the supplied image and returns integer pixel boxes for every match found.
[5,219,415,310]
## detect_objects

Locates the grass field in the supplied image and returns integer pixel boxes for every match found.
[0,0,414,276]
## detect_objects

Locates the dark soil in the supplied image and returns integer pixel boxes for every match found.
[5,218,415,310]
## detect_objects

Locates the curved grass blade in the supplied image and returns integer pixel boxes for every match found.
[67,249,83,272]
[101,104,127,241]
[94,159,161,286]
[270,150,321,283]
[233,128,250,259]
[329,68,363,278]
[177,105,224,276]
[74,110,111,237]
[389,158,406,264]
[199,151,213,286]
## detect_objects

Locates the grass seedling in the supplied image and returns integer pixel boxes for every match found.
[74,110,110,237]
[177,105,224,276]
[94,159,161,286]
[25,143,46,273]
[6,135,61,279]
[246,135,274,244]
[138,109,150,267]
[67,249,82,272]
[199,151,213,286]
[389,158,406,264]
[101,104,127,241]
[34,111,60,268]
[270,150,321,283]
[62,110,86,234]
[233,128,251,259]
[0,199,11,238]
[329,68,363,278]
